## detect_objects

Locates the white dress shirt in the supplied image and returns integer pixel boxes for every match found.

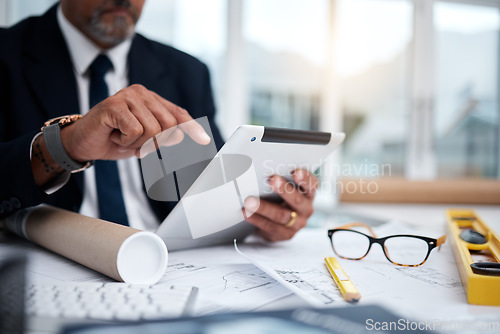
[57,6,159,231]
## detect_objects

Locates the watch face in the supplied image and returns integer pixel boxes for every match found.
[42,114,82,131]
[58,115,82,127]
[41,114,93,173]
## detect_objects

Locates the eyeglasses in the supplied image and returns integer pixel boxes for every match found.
[327,222,447,267]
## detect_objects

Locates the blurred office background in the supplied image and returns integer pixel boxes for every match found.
[2,0,499,195]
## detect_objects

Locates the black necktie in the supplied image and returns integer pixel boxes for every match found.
[89,54,129,226]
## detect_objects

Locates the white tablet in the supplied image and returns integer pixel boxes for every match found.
[155,125,345,251]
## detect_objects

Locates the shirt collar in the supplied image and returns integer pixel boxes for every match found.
[57,5,132,79]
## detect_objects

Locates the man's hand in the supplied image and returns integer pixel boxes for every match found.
[62,84,210,162]
[243,169,318,241]
[32,84,209,187]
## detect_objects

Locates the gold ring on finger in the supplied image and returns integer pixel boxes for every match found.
[285,211,297,228]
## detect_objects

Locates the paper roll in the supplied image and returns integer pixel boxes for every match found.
[6,206,168,285]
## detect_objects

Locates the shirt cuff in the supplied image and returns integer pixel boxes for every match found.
[30,132,71,195]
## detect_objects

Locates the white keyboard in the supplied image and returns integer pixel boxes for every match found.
[25,282,198,321]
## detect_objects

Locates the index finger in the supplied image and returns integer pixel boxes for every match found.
[293,169,319,198]
[151,92,211,145]
[137,127,185,159]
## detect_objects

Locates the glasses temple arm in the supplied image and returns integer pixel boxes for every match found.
[437,235,447,250]
[336,222,379,238]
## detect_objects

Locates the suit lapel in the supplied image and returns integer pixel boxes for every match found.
[22,6,83,192]
[22,5,80,121]
[128,35,179,103]
[21,8,179,218]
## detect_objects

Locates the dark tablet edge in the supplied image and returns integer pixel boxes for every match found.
[261,127,331,145]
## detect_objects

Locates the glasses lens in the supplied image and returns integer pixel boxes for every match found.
[384,236,429,266]
[331,230,370,259]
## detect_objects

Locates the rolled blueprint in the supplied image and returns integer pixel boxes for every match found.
[2,205,167,285]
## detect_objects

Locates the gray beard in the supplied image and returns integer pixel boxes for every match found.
[87,15,135,47]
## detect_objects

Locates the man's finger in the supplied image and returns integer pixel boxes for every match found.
[293,169,319,198]
[137,128,185,159]
[178,120,211,145]
[244,197,294,225]
[155,127,185,148]
[269,176,314,217]
[121,102,165,150]
[145,98,179,132]
[151,92,211,145]
[243,210,296,241]
[108,108,144,147]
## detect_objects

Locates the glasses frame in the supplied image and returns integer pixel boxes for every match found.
[327,222,447,267]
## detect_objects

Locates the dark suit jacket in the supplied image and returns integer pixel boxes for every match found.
[0,5,223,221]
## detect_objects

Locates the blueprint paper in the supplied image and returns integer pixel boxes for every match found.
[156,244,292,314]
[234,224,500,326]
[234,241,342,307]
[161,259,291,315]
[0,234,291,315]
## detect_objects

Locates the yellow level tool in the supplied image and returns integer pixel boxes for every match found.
[446,209,500,306]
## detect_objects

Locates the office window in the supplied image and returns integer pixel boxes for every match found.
[336,0,413,177]
[434,1,500,178]
[243,0,329,131]
[0,0,57,26]
[3,0,499,186]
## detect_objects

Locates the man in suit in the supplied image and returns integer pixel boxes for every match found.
[0,0,318,241]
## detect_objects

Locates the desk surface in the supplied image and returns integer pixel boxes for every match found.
[264,203,500,312]
[2,203,500,333]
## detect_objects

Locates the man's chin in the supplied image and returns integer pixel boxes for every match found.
[94,33,133,47]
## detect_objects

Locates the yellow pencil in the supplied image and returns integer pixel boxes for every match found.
[324,257,361,302]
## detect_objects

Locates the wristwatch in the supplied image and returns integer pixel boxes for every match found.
[41,115,94,173]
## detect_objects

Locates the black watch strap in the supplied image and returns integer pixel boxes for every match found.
[42,124,94,173]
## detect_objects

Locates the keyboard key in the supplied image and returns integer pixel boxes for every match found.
[26,283,197,321]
